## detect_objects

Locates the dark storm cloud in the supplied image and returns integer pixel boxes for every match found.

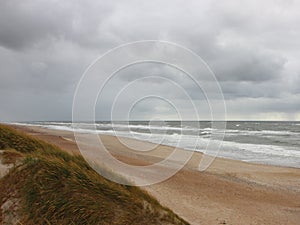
[0,0,72,50]
[211,47,286,82]
[0,0,116,50]
[0,0,300,121]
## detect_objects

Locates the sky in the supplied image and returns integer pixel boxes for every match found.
[0,0,300,121]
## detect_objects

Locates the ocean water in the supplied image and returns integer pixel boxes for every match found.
[12,121,300,168]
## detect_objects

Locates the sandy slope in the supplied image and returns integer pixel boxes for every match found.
[11,125,300,225]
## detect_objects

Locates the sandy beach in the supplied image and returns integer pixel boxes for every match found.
[10,125,300,225]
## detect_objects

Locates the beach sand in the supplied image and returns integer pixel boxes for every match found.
[10,125,300,225]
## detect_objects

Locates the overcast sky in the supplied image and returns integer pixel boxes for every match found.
[0,0,300,121]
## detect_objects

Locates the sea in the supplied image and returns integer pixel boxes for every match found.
[11,121,300,168]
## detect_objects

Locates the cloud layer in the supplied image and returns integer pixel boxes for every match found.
[0,0,300,121]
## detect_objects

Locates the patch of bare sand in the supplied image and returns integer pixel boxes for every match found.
[0,151,20,225]
[0,163,10,179]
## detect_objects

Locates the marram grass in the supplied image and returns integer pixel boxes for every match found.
[0,124,189,225]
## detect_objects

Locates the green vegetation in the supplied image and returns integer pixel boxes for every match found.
[0,124,188,225]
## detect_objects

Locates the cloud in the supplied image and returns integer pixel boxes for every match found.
[210,47,287,82]
[0,0,116,50]
[0,0,299,121]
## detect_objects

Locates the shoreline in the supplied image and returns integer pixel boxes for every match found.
[8,124,300,224]
[7,122,300,170]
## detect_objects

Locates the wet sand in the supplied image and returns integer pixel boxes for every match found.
[10,125,300,225]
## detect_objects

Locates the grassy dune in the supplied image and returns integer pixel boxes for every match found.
[0,125,188,225]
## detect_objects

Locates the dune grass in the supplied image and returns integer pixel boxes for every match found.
[0,124,189,225]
